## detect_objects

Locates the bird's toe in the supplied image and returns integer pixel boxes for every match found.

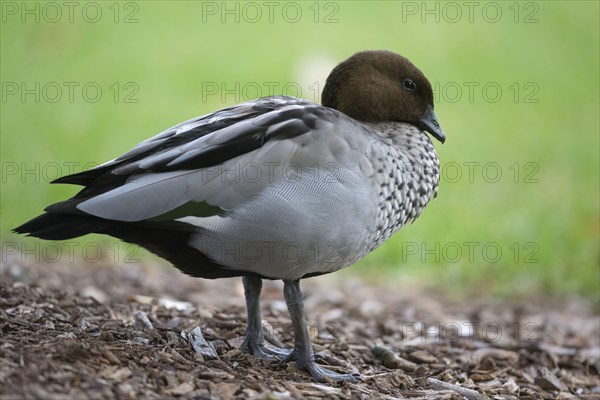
[241,342,292,361]
[304,363,361,383]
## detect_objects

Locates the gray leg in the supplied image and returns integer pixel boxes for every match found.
[240,276,291,359]
[283,279,360,382]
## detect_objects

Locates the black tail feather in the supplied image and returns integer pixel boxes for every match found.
[13,213,103,240]
[13,213,245,279]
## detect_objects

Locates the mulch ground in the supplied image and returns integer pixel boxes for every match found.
[0,256,598,399]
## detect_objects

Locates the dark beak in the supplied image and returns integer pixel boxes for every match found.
[419,105,446,143]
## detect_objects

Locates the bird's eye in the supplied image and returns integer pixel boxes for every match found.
[403,79,416,91]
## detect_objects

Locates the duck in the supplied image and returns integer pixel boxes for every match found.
[14,50,445,382]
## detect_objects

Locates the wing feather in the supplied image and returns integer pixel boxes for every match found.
[70,97,332,222]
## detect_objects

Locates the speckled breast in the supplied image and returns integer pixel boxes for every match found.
[364,124,440,254]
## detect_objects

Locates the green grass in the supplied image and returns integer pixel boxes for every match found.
[1,1,598,298]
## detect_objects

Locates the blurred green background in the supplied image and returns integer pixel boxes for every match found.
[1,1,598,297]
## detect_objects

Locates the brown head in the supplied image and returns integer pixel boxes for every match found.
[322,50,445,143]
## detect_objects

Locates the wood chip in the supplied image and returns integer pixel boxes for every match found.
[170,382,195,396]
[502,376,520,394]
[427,377,485,400]
[103,350,121,365]
[188,327,219,360]
[129,294,193,311]
[133,311,153,332]
[372,346,418,371]
[409,350,438,364]
[471,348,519,364]
[107,367,132,381]
[470,373,495,382]
[310,383,342,394]
[535,367,568,392]
[478,357,496,371]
